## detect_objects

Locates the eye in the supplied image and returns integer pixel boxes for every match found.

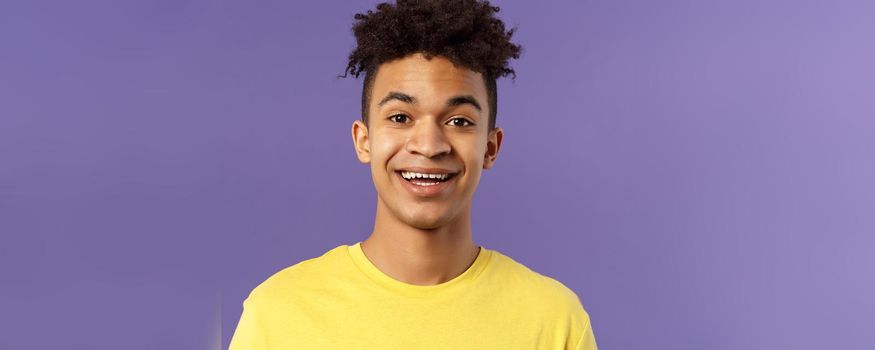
[447,117,474,127]
[388,114,409,123]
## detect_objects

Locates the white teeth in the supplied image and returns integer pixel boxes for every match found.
[400,171,451,181]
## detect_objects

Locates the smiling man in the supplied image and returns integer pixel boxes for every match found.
[229,1,597,349]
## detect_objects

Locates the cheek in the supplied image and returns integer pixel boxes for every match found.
[457,138,488,166]
[369,134,402,162]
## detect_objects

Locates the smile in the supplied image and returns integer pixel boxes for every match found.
[395,170,458,196]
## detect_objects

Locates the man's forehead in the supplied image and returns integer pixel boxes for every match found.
[372,55,487,102]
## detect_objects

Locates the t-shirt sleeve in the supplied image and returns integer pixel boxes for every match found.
[228,296,270,350]
[574,318,598,350]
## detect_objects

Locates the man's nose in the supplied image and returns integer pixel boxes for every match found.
[405,119,451,158]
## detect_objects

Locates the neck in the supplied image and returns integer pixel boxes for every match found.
[361,197,480,286]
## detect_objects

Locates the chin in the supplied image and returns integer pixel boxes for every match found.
[400,209,453,230]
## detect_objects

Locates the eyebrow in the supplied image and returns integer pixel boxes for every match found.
[447,95,482,111]
[377,91,482,112]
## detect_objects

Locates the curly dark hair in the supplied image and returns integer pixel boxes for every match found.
[340,0,522,130]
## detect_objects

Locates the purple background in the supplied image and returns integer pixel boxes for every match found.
[2,0,873,349]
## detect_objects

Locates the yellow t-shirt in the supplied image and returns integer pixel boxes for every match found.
[229,242,597,350]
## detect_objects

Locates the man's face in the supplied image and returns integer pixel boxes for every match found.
[352,53,503,230]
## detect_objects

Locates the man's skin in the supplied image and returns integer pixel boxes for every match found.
[351,52,504,286]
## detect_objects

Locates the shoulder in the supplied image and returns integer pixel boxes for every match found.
[489,249,592,318]
[490,249,594,345]
[244,244,349,304]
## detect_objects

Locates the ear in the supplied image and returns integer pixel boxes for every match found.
[352,119,371,164]
[483,126,503,169]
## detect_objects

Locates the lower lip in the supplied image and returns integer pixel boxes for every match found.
[396,172,457,197]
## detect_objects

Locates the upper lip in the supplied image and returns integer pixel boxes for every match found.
[396,167,459,174]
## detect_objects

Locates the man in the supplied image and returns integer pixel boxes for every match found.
[229,1,597,349]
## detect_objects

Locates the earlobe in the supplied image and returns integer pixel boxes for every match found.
[352,119,371,164]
